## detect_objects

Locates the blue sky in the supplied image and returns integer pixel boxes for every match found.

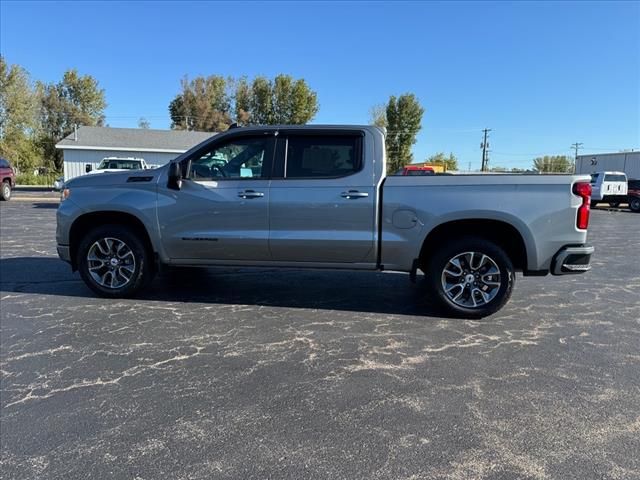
[1,0,639,169]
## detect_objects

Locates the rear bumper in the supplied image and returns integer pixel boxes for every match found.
[551,244,594,275]
[597,194,627,203]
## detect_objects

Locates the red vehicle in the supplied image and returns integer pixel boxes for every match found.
[0,158,16,201]
[628,179,640,213]
[400,165,435,176]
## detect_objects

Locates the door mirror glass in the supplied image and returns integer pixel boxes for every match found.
[168,162,182,190]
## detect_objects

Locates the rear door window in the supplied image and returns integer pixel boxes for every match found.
[283,135,362,179]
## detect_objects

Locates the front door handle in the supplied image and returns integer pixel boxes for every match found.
[341,190,369,199]
[238,190,264,199]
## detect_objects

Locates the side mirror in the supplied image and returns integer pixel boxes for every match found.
[167,162,182,190]
[85,164,92,173]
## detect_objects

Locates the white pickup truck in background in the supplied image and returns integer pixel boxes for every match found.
[58,125,595,318]
[85,157,153,174]
[589,171,628,208]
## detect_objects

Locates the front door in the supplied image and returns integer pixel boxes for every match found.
[268,132,376,264]
[157,134,275,261]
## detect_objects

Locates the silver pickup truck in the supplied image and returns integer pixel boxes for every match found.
[56,125,594,318]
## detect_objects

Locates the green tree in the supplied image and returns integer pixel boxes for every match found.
[169,75,231,132]
[38,69,106,170]
[233,76,251,125]
[138,117,150,129]
[170,74,318,129]
[245,74,319,125]
[287,77,319,124]
[249,76,274,125]
[532,155,573,173]
[0,56,40,172]
[385,94,424,173]
[427,152,458,171]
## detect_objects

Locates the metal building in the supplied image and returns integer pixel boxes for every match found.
[575,151,640,179]
[56,126,213,180]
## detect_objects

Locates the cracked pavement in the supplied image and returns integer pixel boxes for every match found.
[1,198,639,479]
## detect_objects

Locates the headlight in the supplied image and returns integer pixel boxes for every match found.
[61,188,71,201]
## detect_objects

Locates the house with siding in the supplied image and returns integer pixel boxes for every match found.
[56,126,214,180]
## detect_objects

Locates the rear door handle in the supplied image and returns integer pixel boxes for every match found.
[341,190,369,199]
[238,190,264,199]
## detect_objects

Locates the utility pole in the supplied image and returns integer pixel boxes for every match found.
[481,128,491,172]
[571,142,583,173]
[571,142,583,161]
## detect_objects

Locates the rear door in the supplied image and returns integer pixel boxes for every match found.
[268,131,376,264]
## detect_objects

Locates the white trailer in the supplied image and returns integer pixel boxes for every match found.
[575,151,640,179]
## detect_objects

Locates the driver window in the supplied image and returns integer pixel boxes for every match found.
[189,137,267,181]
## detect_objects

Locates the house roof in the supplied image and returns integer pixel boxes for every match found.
[56,126,215,153]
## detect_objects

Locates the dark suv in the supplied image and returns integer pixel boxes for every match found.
[0,158,16,201]
[628,179,640,213]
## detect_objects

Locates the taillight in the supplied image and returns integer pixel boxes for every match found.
[573,181,591,230]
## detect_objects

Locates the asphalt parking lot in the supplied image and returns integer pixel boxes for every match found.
[1,195,639,480]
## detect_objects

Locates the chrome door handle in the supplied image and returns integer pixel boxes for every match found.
[341,190,369,199]
[238,190,264,199]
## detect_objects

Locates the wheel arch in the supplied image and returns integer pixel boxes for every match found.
[69,211,155,271]
[418,218,530,272]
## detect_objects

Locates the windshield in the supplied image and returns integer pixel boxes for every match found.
[98,159,142,170]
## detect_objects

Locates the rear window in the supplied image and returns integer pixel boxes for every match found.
[604,174,626,182]
[285,135,362,179]
[0,158,9,168]
[590,173,599,184]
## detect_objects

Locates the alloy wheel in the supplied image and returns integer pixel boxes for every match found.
[86,237,136,289]
[441,251,501,308]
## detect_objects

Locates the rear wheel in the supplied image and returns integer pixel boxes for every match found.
[0,181,11,201]
[590,200,598,208]
[630,197,640,213]
[77,225,154,297]
[424,236,515,319]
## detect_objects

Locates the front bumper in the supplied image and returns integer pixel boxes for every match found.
[551,244,594,275]
[57,245,71,264]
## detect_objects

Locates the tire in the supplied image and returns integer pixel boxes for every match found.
[424,236,515,319]
[0,181,11,201]
[630,197,640,213]
[608,202,620,208]
[77,224,155,297]
[590,200,598,208]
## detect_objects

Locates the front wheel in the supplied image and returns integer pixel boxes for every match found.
[630,197,640,213]
[77,225,155,297]
[424,237,515,319]
[0,181,11,201]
